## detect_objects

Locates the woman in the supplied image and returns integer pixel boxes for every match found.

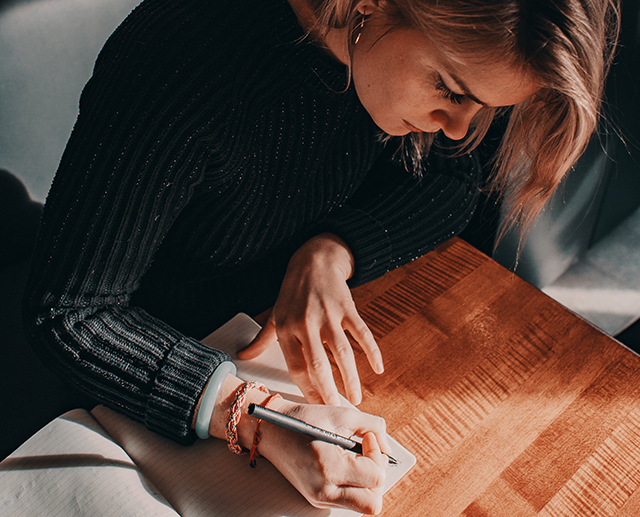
[24,0,619,513]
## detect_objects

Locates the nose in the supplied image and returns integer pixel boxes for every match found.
[430,104,482,141]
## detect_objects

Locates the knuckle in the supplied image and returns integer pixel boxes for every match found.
[355,322,374,342]
[333,342,353,361]
[343,300,358,315]
[310,481,332,504]
[362,501,377,516]
[368,497,383,515]
[308,356,327,373]
[312,489,329,506]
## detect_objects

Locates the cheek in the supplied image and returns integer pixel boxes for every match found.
[410,71,441,103]
[351,55,436,133]
[352,48,403,111]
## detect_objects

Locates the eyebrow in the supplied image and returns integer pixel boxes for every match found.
[447,71,490,108]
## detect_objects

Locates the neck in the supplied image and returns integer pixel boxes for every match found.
[286,0,350,65]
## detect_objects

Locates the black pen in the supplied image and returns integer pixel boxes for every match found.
[248,403,398,465]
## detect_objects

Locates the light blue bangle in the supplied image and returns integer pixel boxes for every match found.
[195,361,238,439]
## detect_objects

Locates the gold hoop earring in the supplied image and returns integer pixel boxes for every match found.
[354,9,367,45]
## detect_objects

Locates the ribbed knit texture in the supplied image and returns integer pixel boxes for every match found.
[24,0,480,444]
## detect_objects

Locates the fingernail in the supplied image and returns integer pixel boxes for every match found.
[375,361,384,374]
[351,389,362,405]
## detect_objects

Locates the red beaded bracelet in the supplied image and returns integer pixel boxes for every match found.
[249,393,282,468]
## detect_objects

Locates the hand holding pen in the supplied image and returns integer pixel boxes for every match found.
[249,403,398,465]
[200,373,389,513]
[247,397,390,514]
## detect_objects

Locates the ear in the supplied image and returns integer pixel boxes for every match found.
[355,0,381,16]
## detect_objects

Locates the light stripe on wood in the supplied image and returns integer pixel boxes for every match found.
[395,313,555,467]
[538,410,640,517]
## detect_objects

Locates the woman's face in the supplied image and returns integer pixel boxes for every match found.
[351,9,539,139]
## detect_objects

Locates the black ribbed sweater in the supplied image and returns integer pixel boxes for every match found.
[24,0,479,443]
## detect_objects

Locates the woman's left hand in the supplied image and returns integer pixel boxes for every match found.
[237,233,384,406]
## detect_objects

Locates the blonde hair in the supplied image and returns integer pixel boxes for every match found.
[308,0,621,241]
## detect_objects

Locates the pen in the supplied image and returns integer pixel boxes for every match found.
[248,403,398,465]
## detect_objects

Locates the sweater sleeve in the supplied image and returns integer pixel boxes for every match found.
[319,145,481,286]
[22,7,234,444]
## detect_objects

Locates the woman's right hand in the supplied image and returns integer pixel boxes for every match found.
[258,398,390,515]
[199,374,390,514]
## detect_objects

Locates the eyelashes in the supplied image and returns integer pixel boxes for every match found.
[435,75,465,105]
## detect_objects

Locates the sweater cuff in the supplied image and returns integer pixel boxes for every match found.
[146,337,232,444]
[319,207,393,287]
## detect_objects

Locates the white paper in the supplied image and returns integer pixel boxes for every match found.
[0,409,176,516]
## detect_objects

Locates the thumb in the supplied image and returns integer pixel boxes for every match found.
[237,316,278,360]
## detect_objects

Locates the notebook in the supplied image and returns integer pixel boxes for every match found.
[0,313,416,516]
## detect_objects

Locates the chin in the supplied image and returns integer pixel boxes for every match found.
[368,114,410,136]
[378,124,411,137]
[388,129,412,136]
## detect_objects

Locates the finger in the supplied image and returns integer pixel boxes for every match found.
[301,331,342,406]
[236,315,277,359]
[329,436,386,489]
[328,441,386,514]
[308,441,385,514]
[324,325,361,405]
[279,334,326,404]
[361,432,388,472]
[343,309,384,375]
[335,410,391,456]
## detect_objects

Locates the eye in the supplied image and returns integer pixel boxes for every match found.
[435,75,466,105]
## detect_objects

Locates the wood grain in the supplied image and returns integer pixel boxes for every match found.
[340,238,640,517]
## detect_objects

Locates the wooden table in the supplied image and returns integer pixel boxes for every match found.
[340,237,640,516]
